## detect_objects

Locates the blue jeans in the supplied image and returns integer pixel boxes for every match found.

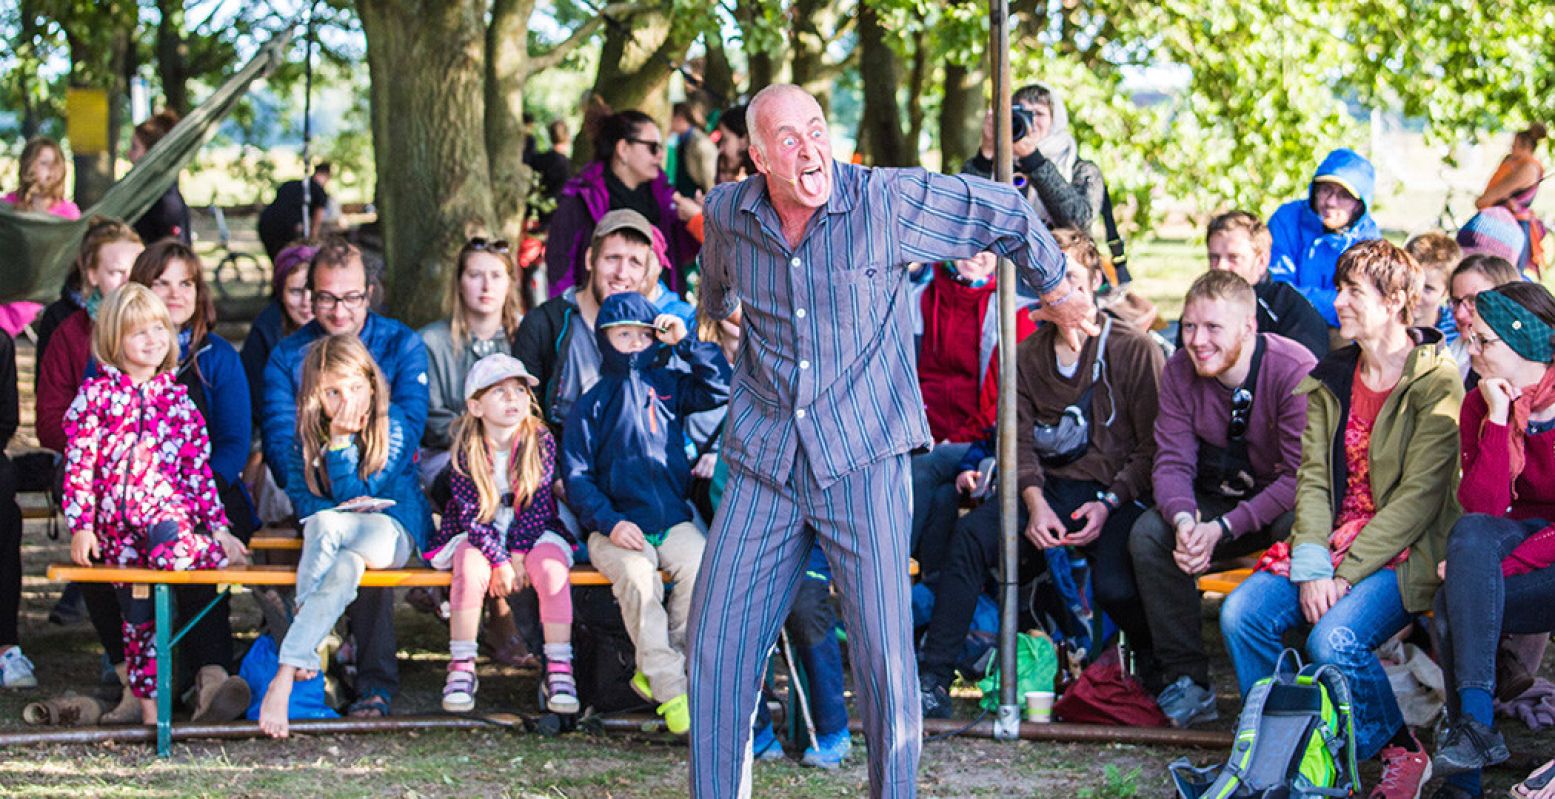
[1220,568,1411,759]
[278,511,412,672]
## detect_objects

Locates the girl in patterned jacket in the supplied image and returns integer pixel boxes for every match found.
[63,284,237,723]
[425,353,576,714]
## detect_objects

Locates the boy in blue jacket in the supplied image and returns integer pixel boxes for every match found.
[561,292,730,734]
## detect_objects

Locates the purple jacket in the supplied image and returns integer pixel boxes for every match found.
[1152,333,1316,537]
[544,161,699,297]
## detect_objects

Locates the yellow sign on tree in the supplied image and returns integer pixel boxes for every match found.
[66,88,110,155]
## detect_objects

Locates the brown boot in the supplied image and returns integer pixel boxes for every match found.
[190,665,250,722]
[22,693,105,726]
[101,663,143,725]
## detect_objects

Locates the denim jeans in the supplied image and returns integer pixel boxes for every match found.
[909,444,972,581]
[1219,568,1411,760]
[278,511,412,672]
[1435,514,1555,713]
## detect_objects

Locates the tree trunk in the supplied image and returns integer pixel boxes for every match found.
[359,0,496,326]
[734,0,779,97]
[856,4,911,167]
[788,0,842,118]
[156,0,191,117]
[939,62,984,173]
[904,31,928,159]
[16,0,43,139]
[485,0,535,244]
[702,35,735,107]
[579,11,695,161]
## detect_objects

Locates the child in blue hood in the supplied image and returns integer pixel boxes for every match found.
[561,291,731,734]
[1267,148,1383,327]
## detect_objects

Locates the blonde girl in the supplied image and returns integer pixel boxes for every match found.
[424,353,577,713]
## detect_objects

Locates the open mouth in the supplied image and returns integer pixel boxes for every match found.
[798,165,824,194]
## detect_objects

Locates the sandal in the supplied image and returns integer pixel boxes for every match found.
[1512,758,1555,799]
[442,667,478,714]
[346,689,392,719]
[544,668,579,715]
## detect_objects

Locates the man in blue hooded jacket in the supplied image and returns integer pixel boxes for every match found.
[1267,148,1382,327]
[561,291,731,735]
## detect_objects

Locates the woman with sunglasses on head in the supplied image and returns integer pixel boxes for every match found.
[1431,282,1555,799]
[1220,240,1462,799]
[544,105,699,299]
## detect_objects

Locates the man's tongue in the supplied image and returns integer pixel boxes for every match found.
[798,168,823,195]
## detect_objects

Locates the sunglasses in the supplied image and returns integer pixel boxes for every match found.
[464,237,511,254]
[628,138,663,156]
[1228,388,1253,440]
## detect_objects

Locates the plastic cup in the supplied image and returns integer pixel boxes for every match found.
[1024,690,1055,723]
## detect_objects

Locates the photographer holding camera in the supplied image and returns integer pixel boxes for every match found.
[962,83,1105,231]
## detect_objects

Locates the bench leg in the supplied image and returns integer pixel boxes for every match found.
[155,584,173,758]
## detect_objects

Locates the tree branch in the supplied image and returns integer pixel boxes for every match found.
[525,1,642,76]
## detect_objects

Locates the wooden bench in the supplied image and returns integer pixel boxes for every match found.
[1196,567,1254,595]
[242,538,622,587]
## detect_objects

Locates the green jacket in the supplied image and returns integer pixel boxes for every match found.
[1290,330,1463,613]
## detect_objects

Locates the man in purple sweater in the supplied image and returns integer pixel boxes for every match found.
[1128,270,1317,727]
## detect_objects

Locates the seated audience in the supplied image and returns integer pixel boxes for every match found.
[241,243,317,428]
[1267,148,1381,326]
[261,239,430,718]
[419,237,524,485]
[1432,282,1555,798]
[35,219,142,451]
[1446,254,1521,384]
[423,354,578,715]
[1405,231,1463,344]
[919,244,1164,718]
[63,285,239,724]
[1129,271,1315,727]
[560,293,731,735]
[1200,210,1329,358]
[1220,240,1460,798]
[257,335,430,738]
[909,250,1037,576]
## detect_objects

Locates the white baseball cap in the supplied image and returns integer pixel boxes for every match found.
[464,353,539,400]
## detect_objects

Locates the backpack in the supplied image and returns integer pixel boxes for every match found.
[1168,650,1360,799]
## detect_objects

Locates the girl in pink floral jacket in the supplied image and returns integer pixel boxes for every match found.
[62,285,240,721]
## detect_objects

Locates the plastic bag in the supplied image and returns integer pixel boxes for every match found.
[976,631,1058,712]
[238,633,339,721]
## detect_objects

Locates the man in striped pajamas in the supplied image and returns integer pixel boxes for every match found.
[688,84,1086,798]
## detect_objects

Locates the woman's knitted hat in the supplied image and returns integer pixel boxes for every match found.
[1456,206,1527,264]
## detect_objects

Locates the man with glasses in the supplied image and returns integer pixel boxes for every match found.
[260,236,430,718]
[1128,270,1315,727]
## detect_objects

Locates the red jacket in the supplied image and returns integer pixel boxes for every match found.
[36,308,91,453]
[915,264,1037,443]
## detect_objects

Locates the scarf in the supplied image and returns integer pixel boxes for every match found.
[1503,366,1555,498]
[1032,83,1079,183]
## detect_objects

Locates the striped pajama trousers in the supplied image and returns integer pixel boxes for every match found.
[688,450,919,798]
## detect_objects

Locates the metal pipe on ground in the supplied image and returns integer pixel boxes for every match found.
[0,714,1233,751]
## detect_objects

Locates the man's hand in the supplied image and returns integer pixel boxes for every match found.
[1173,521,1221,576]
[609,520,648,552]
[1065,501,1109,547]
[955,470,981,494]
[1035,284,1101,351]
[71,530,99,566]
[655,314,688,346]
[1023,490,1067,550]
[1298,577,1351,625]
[692,453,718,480]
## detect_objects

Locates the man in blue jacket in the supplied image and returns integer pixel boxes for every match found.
[561,292,731,735]
[1266,148,1381,327]
[261,238,430,717]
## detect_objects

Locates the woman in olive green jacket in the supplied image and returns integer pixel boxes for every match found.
[1220,241,1462,795]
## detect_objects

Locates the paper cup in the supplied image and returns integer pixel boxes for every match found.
[1023,690,1055,723]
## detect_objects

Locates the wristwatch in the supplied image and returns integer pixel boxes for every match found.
[1215,516,1233,542]
[1097,491,1120,512]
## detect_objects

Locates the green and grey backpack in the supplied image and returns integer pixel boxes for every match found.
[1169,650,1360,798]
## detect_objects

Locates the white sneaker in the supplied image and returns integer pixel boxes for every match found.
[0,647,38,688]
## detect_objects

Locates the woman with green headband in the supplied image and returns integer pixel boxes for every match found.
[1433,281,1555,799]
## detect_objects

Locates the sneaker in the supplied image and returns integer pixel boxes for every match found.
[0,647,38,689]
[752,723,786,761]
[543,668,580,715]
[801,730,852,769]
[630,670,655,703]
[1433,717,1509,776]
[1371,735,1432,799]
[1156,675,1218,728]
[441,663,478,713]
[919,676,953,720]
[658,693,690,735]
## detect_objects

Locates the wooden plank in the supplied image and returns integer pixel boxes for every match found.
[1196,567,1253,595]
[248,536,301,551]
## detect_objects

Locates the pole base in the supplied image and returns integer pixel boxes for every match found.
[992,704,1022,741]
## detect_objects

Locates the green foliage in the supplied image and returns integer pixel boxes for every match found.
[1078,765,1141,799]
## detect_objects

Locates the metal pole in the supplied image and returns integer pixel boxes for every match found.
[988,0,1021,743]
[299,0,318,239]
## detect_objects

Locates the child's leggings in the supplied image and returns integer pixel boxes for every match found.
[449,538,573,632]
[112,520,230,698]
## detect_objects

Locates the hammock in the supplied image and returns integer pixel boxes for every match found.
[0,29,291,302]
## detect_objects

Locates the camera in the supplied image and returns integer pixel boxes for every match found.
[1011,106,1035,142]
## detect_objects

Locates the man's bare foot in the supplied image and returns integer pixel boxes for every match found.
[258,669,296,739]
